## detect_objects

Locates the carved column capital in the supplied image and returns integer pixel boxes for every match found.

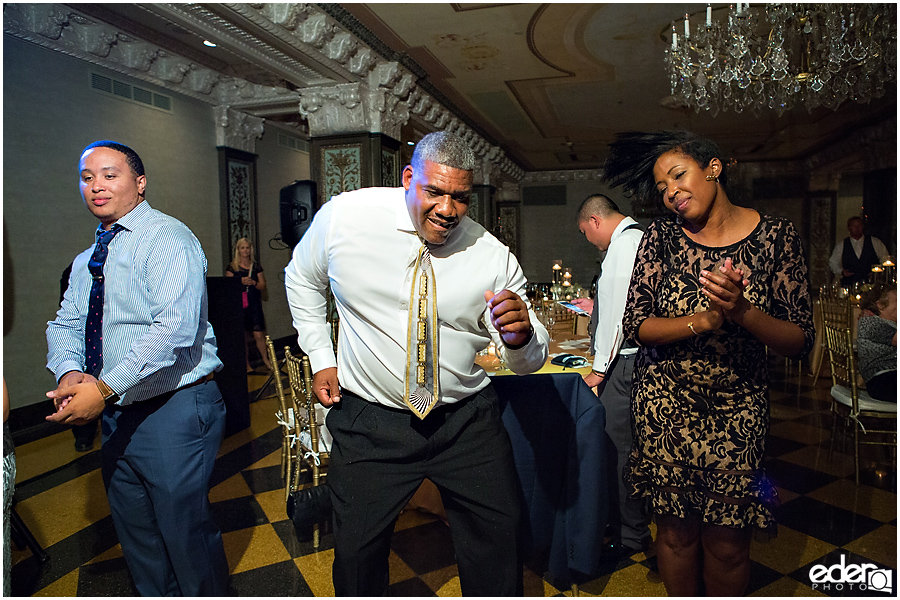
[298,82,410,140]
[808,172,842,192]
[366,88,409,141]
[6,3,70,40]
[214,106,265,154]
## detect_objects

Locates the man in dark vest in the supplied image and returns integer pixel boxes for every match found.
[829,216,889,288]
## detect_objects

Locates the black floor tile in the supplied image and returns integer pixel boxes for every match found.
[765,458,840,494]
[77,557,136,596]
[791,411,836,427]
[227,559,316,596]
[211,495,270,533]
[210,427,283,488]
[241,464,286,494]
[13,450,104,499]
[745,559,787,594]
[776,496,884,547]
[387,575,438,596]
[765,435,809,458]
[784,395,831,411]
[390,521,457,575]
[10,514,121,596]
[271,518,335,559]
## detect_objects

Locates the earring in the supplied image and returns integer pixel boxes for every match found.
[676,214,684,225]
[706,174,718,181]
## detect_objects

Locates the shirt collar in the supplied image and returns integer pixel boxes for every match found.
[610,216,638,240]
[98,200,152,234]
[395,188,417,234]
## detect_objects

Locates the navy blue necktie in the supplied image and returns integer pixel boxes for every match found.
[85,224,124,377]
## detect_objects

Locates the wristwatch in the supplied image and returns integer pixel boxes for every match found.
[505,325,535,350]
[96,379,119,406]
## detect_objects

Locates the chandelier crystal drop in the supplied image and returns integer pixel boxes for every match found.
[664,3,897,117]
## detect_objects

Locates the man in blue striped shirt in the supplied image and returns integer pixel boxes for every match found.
[45,141,229,596]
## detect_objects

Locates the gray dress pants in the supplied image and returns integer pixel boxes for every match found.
[597,353,651,550]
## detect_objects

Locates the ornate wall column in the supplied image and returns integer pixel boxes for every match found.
[298,63,412,204]
[215,106,265,267]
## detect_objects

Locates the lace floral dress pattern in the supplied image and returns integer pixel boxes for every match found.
[622,215,815,530]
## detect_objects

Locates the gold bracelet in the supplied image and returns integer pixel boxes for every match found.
[687,315,698,336]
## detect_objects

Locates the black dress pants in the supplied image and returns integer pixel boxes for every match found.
[326,385,522,596]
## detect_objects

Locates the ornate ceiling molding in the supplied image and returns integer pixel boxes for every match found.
[3,2,525,181]
[214,106,265,154]
[521,169,604,184]
[805,117,897,175]
[220,3,368,82]
[146,3,337,87]
[3,3,296,108]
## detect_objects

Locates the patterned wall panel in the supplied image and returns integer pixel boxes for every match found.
[496,201,520,257]
[381,148,399,187]
[226,158,255,253]
[322,145,361,202]
[808,192,836,291]
[469,185,495,229]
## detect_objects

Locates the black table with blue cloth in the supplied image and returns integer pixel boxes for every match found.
[491,372,609,588]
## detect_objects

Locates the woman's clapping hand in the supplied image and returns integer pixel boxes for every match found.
[699,257,751,322]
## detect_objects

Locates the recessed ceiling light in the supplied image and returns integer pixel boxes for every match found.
[407,141,415,146]
[203,40,217,47]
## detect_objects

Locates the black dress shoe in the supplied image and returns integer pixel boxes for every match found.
[602,541,648,560]
[286,484,332,529]
[74,439,94,452]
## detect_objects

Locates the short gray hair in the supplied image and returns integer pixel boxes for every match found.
[411,131,475,171]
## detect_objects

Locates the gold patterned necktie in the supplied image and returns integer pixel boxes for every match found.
[404,242,439,419]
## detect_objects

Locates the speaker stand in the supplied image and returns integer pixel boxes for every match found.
[253,362,286,402]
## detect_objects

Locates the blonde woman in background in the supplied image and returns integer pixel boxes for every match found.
[226,238,273,371]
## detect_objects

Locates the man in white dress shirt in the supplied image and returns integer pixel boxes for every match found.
[285,131,549,596]
[568,194,650,555]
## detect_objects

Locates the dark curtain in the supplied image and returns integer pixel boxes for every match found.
[863,167,897,255]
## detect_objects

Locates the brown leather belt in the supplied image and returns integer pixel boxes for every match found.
[116,372,216,411]
[181,372,215,390]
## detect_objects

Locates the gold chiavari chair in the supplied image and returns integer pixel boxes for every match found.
[265,336,299,502]
[819,285,853,329]
[284,347,330,548]
[822,316,897,484]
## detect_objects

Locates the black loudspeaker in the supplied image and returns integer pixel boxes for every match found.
[280,180,317,248]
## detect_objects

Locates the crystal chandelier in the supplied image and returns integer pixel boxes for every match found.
[663,3,897,116]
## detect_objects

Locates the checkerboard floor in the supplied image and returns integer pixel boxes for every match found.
[9,358,896,596]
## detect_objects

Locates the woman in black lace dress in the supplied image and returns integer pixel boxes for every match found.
[226,237,273,372]
[602,131,815,596]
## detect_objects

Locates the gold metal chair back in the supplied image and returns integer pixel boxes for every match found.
[284,347,330,547]
[266,336,298,502]
[822,319,896,484]
[819,285,853,329]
